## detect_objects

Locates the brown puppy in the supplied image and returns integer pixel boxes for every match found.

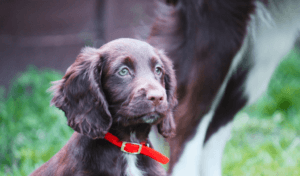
[30,38,177,176]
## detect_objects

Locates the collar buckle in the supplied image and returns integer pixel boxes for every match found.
[121,142,142,154]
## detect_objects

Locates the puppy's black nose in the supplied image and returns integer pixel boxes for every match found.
[147,90,164,106]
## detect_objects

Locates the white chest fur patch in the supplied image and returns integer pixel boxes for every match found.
[124,132,145,176]
[124,154,145,176]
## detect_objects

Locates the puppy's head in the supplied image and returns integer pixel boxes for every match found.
[50,38,177,139]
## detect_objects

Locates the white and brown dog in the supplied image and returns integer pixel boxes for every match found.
[148,0,300,175]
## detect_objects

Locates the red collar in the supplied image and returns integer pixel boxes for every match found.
[104,132,169,164]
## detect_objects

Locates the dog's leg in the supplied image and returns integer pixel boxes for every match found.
[244,0,300,106]
[205,1,300,176]
[172,0,300,175]
[170,111,215,175]
[171,29,251,175]
[201,122,233,176]
[203,1,300,175]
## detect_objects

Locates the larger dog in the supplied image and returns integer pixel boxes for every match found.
[30,38,177,176]
[148,0,300,175]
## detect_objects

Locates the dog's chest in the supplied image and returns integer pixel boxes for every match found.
[123,153,145,176]
[123,132,145,176]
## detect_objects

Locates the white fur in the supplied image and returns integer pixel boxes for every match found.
[171,111,214,176]
[124,154,145,176]
[124,132,145,176]
[201,122,233,176]
[245,0,300,105]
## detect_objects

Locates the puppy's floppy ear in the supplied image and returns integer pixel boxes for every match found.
[156,49,178,138]
[49,47,112,139]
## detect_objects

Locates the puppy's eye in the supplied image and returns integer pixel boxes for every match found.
[118,67,129,76]
[155,65,162,76]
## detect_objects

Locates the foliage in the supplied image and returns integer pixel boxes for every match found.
[223,49,300,175]
[0,66,73,176]
[246,49,300,132]
[223,113,300,176]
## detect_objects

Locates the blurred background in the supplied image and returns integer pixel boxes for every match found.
[0,0,155,90]
[0,1,300,175]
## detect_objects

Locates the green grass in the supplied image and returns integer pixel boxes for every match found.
[223,49,300,176]
[0,66,73,176]
[223,112,300,176]
[0,49,299,175]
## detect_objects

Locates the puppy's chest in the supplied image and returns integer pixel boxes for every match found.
[123,153,145,176]
[121,132,146,176]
